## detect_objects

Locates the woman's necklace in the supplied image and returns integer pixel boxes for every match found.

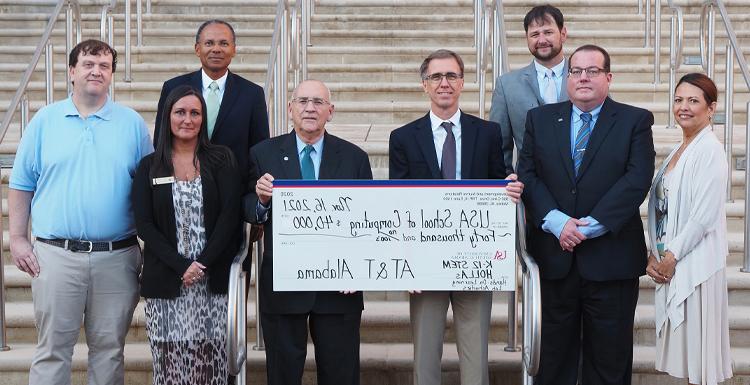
[173,153,199,257]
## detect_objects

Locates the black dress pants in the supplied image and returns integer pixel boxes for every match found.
[535,261,639,385]
[261,311,361,385]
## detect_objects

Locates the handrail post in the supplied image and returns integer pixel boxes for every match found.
[492,4,500,83]
[493,0,509,76]
[0,168,10,352]
[707,4,715,78]
[644,0,651,47]
[473,0,480,49]
[45,42,54,105]
[20,94,29,136]
[291,5,299,86]
[253,241,265,350]
[146,0,151,14]
[137,0,143,47]
[668,11,677,129]
[654,0,661,83]
[281,5,289,133]
[108,12,115,98]
[66,3,74,94]
[305,0,312,48]
[301,0,309,80]
[478,5,488,116]
[124,0,133,82]
[724,43,734,202]
[504,270,519,352]
[742,101,750,273]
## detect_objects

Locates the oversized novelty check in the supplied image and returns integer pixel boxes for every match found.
[272,180,516,291]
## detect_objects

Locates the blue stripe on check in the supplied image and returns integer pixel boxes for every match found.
[273,179,510,188]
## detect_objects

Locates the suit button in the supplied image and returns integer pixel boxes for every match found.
[571,188,577,194]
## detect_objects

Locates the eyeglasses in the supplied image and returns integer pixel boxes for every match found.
[568,67,607,78]
[292,97,330,108]
[423,72,463,84]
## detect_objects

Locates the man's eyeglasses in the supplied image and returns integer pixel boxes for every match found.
[568,67,607,78]
[292,97,330,108]
[423,72,463,84]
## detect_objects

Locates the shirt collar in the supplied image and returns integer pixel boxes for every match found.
[429,109,461,133]
[201,69,228,92]
[295,133,324,155]
[62,96,113,121]
[572,102,604,122]
[534,59,566,78]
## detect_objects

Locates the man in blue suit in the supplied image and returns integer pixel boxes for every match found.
[489,5,569,173]
[518,45,655,385]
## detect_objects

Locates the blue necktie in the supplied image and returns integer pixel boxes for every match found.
[300,145,315,180]
[573,113,592,175]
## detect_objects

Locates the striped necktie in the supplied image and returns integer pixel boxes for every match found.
[573,112,592,175]
[440,121,456,179]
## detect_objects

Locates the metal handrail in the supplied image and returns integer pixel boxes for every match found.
[699,2,716,78]
[744,101,750,273]
[136,0,143,47]
[653,0,683,87]
[264,0,308,137]
[0,1,81,352]
[0,0,81,155]
[713,0,750,91]
[653,0,661,84]
[643,0,651,48]
[515,203,541,382]
[695,0,750,203]
[124,0,132,81]
[476,0,509,119]
[101,0,117,99]
[227,224,251,380]
[666,2,684,129]
[0,162,12,351]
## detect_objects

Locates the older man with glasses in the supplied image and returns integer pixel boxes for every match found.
[244,79,372,385]
[389,49,523,385]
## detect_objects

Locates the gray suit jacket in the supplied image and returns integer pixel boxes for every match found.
[489,60,569,173]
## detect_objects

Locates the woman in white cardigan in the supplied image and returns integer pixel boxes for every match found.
[646,73,733,385]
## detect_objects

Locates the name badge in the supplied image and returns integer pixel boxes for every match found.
[152,176,175,185]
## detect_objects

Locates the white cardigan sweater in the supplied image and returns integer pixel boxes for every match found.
[646,126,729,336]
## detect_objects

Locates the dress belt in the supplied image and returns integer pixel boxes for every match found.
[36,236,138,253]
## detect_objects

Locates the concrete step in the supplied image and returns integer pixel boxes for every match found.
[0,342,747,385]
[5,267,750,344]
[0,298,518,344]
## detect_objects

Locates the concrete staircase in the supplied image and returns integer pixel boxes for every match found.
[2,0,750,384]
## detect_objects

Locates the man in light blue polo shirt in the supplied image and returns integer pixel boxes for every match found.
[8,39,152,385]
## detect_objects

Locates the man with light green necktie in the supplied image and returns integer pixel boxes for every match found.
[155,19,269,193]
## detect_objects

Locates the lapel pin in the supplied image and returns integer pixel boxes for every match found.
[557,118,563,122]
[283,156,289,161]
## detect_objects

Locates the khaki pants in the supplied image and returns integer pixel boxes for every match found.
[29,241,141,385]
[410,291,492,385]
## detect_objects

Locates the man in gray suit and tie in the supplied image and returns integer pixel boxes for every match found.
[489,5,568,172]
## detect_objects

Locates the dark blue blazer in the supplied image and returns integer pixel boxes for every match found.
[155,70,270,190]
[388,111,508,180]
[517,97,655,281]
[243,132,373,314]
